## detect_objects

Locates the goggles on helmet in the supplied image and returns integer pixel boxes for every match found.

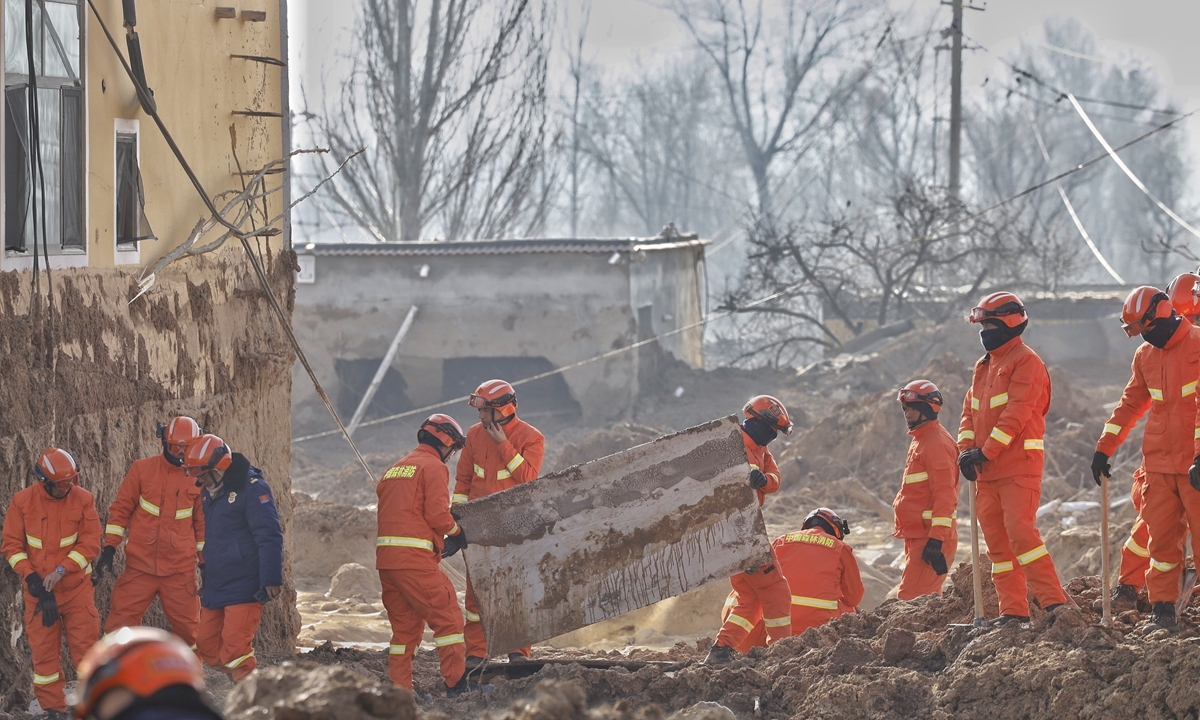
[468,392,515,409]
[898,387,942,407]
[1121,292,1170,337]
[968,301,1025,324]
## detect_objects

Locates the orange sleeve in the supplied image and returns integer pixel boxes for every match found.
[105,463,141,547]
[927,442,959,543]
[1096,354,1151,457]
[957,388,976,453]
[499,431,544,484]
[68,496,102,574]
[423,462,459,538]
[452,438,474,505]
[2,495,32,577]
[192,495,206,561]
[760,448,781,495]
[980,357,1047,460]
[840,544,865,609]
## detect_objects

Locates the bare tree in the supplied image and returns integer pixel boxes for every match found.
[670,0,880,224]
[306,0,554,242]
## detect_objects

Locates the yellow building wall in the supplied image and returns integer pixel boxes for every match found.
[86,0,286,269]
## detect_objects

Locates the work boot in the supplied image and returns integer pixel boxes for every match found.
[446,675,493,699]
[1149,601,1177,629]
[43,711,69,720]
[703,643,734,665]
[446,675,469,699]
[507,652,526,663]
[987,614,1029,628]
[464,655,487,670]
[1093,584,1139,613]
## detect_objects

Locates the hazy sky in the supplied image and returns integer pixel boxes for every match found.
[287,0,1200,194]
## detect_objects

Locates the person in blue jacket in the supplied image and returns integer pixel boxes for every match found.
[180,434,282,681]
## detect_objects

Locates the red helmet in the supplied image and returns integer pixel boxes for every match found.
[1167,273,1200,322]
[469,379,517,420]
[897,379,943,413]
[1121,286,1173,337]
[157,416,201,467]
[181,434,232,477]
[34,448,80,489]
[75,627,204,720]
[968,292,1027,328]
[419,414,466,450]
[802,507,849,540]
[743,395,793,435]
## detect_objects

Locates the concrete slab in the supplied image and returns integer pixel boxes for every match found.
[455,415,771,655]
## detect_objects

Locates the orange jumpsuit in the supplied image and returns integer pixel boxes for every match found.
[893,419,960,600]
[453,417,544,659]
[103,455,205,646]
[377,444,466,691]
[959,335,1067,617]
[714,431,791,652]
[1096,321,1200,603]
[2,484,102,712]
[775,529,864,634]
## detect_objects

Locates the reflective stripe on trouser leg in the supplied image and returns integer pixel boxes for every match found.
[991,480,1066,609]
[379,566,466,688]
[716,573,761,652]
[975,480,1029,617]
[1142,472,1192,604]
[379,570,423,691]
[1118,514,1152,589]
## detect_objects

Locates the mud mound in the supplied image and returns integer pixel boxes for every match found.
[329,563,382,601]
[293,494,378,588]
[550,424,667,473]
[225,661,416,720]
[292,451,397,507]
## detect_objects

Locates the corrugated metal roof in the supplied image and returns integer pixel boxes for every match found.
[297,236,711,257]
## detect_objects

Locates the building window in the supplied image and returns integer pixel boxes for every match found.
[3,0,84,255]
[115,130,150,247]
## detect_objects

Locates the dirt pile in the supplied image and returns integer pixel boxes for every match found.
[225,661,416,720]
[329,564,382,601]
[292,494,378,588]
[548,424,666,473]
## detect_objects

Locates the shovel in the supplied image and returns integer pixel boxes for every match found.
[1177,532,1196,618]
[1100,470,1112,626]
[950,480,987,628]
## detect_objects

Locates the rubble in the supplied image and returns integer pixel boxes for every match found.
[329,564,382,601]
[225,662,416,720]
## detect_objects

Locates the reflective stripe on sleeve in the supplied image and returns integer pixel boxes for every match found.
[449,523,461,537]
[1195,428,1200,441]
[68,550,88,570]
[1149,388,1164,402]
[434,633,465,647]
[991,561,1014,574]
[465,610,481,623]
[791,596,839,610]
[958,430,975,442]
[1184,381,1197,398]
[32,671,60,685]
[1024,439,1044,450]
[989,393,1009,408]
[7,552,28,569]
[921,510,933,520]
[507,454,526,473]
[1017,545,1049,565]
[1150,558,1179,573]
[452,494,469,505]
[376,536,435,552]
[1103,423,1121,436]
[196,542,205,551]
[225,651,255,669]
[725,613,754,632]
[990,427,1013,446]
[105,524,125,537]
[931,517,954,527]
[389,644,407,655]
[25,535,42,549]
[1124,537,1150,558]
[473,464,485,478]
[175,507,194,520]
[903,472,928,484]
[59,533,77,548]
[138,497,161,517]
[970,397,980,410]
[764,616,791,628]
[496,469,511,480]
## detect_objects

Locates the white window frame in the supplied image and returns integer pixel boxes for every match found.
[113,118,139,266]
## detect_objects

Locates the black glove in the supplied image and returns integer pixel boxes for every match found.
[25,573,45,598]
[95,546,116,580]
[1190,456,1200,492]
[748,469,768,490]
[441,530,468,559]
[1091,451,1111,487]
[958,449,986,482]
[921,538,948,575]
[34,592,58,627]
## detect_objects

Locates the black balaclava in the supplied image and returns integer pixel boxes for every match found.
[1143,315,1182,349]
[743,416,778,447]
[905,402,938,430]
[980,319,1028,352]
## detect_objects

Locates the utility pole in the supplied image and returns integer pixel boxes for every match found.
[948,0,962,201]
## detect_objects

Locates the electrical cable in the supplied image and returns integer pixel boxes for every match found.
[292,106,1192,444]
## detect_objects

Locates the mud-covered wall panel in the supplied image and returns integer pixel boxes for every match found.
[0,247,297,710]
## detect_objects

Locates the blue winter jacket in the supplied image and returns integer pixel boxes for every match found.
[200,453,283,608]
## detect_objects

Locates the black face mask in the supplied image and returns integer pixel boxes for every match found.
[980,319,1028,352]
[743,417,778,447]
[1143,316,1182,349]
[905,402,938,430]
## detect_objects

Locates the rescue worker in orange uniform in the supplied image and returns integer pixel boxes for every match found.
[376,414,471,696]
[1098,274,1200,613]
[2,449,102,719]
[776,508,864,635]
[96,417,205,647]
[958,292,1071,626]
[452,380,545,664]
[73,627,224,720]
[1093,286,1200,628]
[182,435,283,680]
[893,380,959,600]
[704,396,794,665]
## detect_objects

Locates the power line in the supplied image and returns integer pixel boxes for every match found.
[293,108,1192,444]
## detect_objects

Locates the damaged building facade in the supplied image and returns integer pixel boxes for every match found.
[290,235,709,435]
[0,0,296,707]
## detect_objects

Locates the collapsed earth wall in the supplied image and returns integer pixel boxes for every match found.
[0,248,299,710]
